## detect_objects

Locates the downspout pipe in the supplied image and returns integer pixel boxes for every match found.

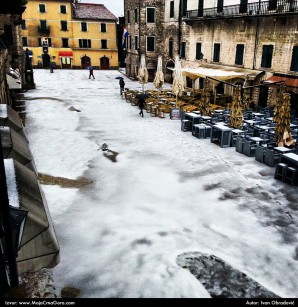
[253,0,261,70]
[178,0,182,57]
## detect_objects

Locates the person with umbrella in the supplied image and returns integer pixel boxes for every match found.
[135,93,149,117]
[119,78,125,95]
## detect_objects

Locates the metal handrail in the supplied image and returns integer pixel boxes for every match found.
[186,0,298,19]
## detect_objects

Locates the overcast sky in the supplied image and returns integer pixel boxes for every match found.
[80,0,124,17]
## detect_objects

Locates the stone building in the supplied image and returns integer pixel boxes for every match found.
[0,1,27,106]
[124,0,165,81]
[124,0,298,115]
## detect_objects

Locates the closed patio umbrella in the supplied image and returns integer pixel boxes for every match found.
[137,54,148,93]
[275,91,295,147]
[199,78,212,116]
[230,86,243,129]
[172,55,184,105]
[153,55,164,91]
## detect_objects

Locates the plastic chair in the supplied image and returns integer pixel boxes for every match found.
[284,167,297,185]
[274,163,288,181]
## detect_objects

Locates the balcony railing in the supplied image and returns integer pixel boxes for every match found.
[38,26,50,35]
[185,0,298,21]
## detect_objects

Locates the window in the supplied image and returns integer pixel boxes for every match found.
[127,11,130,23]
[62,38,69,48]
[81,22,87,32]
[261,45,273,68]
[38,37,42,46]
[48,38,52,46]
[129,36,132,49]
[198,0,204,17]
[235,44,244,65]
[60,5,66,14]
[170,1,174,18]
[79,39,91,48]
[180,42,186,58]
[268,0,277,10]
[169,39,173,57]
[239,0,248,13]
[101,39,107,49]
[135,9,138,22]
[147,8,155,23]
[213,43,220,62]
[39,4,46,13]
[147,36,155,52]
[61,21,68,31]
[196,42,202,60]
[22,37,28,46]
[40,20,47,29]
[182,0,188,17]
[135,36,138,50]
[217,0,224,13]
[290,46,298,71]
[101,23,107,32]
[21,20,26,30]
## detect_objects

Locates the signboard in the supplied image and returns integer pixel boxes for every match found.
[170,108,181,120]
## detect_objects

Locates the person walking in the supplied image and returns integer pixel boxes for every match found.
[119,78,125,95]
[138,98,146,117]
[87,64,95,79]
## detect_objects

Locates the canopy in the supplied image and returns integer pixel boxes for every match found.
[266,74,298,88]
[59,51,73,57]
[173,63,263,81]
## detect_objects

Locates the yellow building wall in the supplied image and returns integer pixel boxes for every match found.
[22,0,118,69]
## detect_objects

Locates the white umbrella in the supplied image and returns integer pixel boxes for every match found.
[172,55,184,105]
[137,54,148,93]
[153,55,164,90]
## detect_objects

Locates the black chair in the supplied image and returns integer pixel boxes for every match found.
[235,136,244,153]
[255,145,266,163]
[181,120,190,132]
[284,167,298,185]
[264,148,280,167]
[274,163,289,181]
[243,139,257,157]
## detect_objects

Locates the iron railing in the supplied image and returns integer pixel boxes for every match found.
[185,0,298,20]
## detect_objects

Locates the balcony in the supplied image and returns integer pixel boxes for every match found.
[38,26,50,35]
[184,0,298,22]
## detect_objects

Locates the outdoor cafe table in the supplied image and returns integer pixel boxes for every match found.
[243,119,258,126]
[250,137,264,145]
[278,153,298,185]
[273,147,295,154]
[184,112,202,129]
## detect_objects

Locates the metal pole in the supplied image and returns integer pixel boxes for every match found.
[0,133,19,292]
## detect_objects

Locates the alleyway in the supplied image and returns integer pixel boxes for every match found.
[23,69,298,298]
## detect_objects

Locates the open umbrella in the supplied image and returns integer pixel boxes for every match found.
[229,86,243,129]
[135,93,150,100]
[115,76,123,80]
[137,54,148,93]
[172,55,184,106]
[153,55,164,91]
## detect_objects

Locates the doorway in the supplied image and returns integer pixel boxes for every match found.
[100,56,110,69]
[42,53,50,68]
[81,56,90,69]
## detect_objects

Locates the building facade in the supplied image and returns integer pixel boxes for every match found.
[124,0,298,114]
[124,0,165,81]
[22,0,119,69]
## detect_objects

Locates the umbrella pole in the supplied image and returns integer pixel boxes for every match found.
[142,83,144,94]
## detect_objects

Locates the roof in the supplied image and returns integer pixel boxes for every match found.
[73,3,117,21]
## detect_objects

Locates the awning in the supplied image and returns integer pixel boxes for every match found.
[59,51,73,57]
[175,63,264,81]
[266,74,298,88]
